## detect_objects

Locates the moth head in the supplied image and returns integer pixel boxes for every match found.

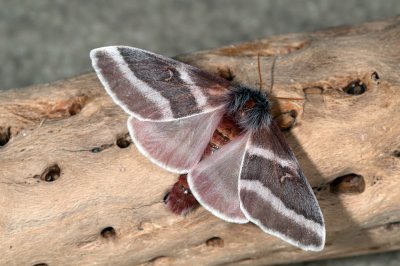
[226,86,272,131]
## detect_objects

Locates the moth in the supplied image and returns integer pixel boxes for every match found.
[90,46,325,251]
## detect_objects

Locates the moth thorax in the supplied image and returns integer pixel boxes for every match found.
[227,86,272,131]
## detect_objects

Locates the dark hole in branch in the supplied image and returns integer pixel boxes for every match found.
[0,127,11,146]
[91,143,113,153]
[206,237,224,247]
[163,192,170,204]
[101,227,116,239]
[91,147,102,153]
[116,134,131,148]
[39,164,61,182]
[393,150,400,158]
[343,80,366,95]
[330,173,365,194]
[371,71,380,82]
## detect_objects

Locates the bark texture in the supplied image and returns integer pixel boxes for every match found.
[1,17,400,265]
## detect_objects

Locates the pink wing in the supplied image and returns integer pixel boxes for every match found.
[128,109,225,173]
[187,133,251,223]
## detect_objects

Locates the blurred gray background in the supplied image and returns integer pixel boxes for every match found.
[1,0,399,265]
[1,0,400,91]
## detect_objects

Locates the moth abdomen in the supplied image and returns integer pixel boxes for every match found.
[164,174,199,215]
[226,86,272,131]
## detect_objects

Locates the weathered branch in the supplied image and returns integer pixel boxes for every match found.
[1,17,400,265]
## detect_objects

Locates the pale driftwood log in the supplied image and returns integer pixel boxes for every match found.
[1,17,400,266]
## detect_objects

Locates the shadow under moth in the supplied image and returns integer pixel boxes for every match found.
[90,46,325,251]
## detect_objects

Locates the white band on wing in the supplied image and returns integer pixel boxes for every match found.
[176,65,208,108]
[247,145,296,170]
[107,47,174,119]
[240,179,324,237]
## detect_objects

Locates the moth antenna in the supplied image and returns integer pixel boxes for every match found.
[269,56,304,101]
[276,96,304,101]
[257,53,263,92]
[269,56,277,95]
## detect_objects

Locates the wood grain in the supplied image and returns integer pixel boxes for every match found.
[1,17,400,265]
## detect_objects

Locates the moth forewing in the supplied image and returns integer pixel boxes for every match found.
[238,124,325,251]
[90,46,229,122]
